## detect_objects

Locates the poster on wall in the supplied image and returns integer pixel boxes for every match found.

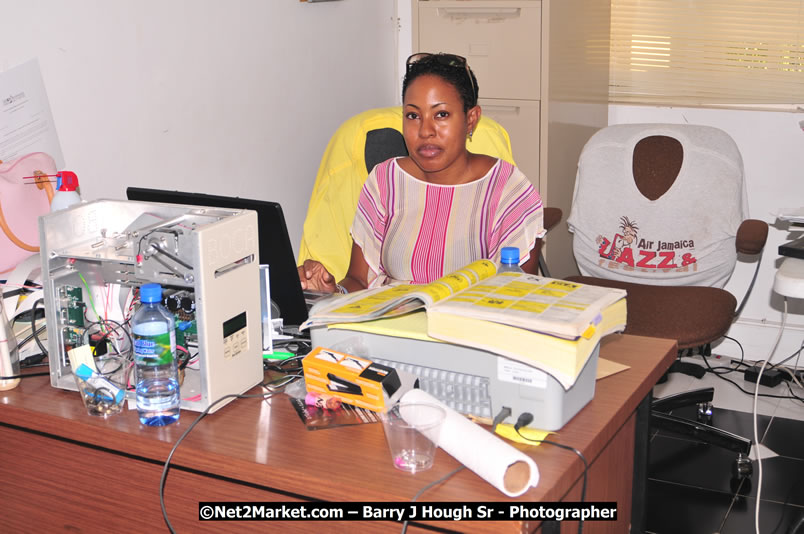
[0,58,64,168]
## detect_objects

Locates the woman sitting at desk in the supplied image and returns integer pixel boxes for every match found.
[299,53,545,293]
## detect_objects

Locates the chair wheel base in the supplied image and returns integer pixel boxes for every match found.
[733,453,753,479]
[697,401,713,424]
[730,475,752,494]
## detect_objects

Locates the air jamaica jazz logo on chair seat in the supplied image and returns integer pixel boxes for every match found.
[596,216,698,272]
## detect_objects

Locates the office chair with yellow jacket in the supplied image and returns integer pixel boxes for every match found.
[567,123,768,480]
[298,106,561,281]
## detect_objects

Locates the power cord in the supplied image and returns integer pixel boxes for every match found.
[709,335,745,375]
[263,354,304,374]
[17,324,48,351]
[754,297,787,534]
[514,412,588,534]
[159,375,300,533]
[791,513,804,534]
[1,298,49,381]
[0,371,49,380]
[400,465,465,534]
[20,353,47,367]
[491,405,512,431]
[699,348,803,401]
[31,299,48,357]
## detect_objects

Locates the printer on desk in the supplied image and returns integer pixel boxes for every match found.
[309,312,600,431]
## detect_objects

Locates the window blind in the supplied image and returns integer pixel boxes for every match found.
[610,0,804,108]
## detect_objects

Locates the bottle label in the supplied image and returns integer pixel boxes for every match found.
[134,332,174,366]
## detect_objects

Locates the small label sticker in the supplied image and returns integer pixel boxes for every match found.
[497,358,548,389]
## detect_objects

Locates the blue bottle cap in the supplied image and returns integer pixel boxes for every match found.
[501,247,520,265]
[140,283,163,303]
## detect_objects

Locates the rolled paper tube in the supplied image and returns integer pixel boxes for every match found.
[399,389,539,497]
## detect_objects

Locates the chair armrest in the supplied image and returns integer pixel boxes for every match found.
[736,219,768,255]
[543,207,562,233]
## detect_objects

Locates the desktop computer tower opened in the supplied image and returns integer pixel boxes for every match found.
[39,199,264,414]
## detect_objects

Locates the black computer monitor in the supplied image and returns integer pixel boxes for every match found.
[126,187,308,326]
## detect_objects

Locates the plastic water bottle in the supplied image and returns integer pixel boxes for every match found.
[50,171,82,211]
[499,246,525,273]
[132,283,180,426]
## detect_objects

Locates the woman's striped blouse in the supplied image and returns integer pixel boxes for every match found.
[351,157,544,287]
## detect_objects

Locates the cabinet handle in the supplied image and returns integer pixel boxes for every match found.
[482,105,521,115]
[437,8,522,20]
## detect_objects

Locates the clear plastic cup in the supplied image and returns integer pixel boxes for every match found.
[74,355,130,417]
[381,402,446,473]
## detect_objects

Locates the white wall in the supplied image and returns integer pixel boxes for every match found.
[610,105,804,364]
[0,0,398,252]
[6,0,800,363]
[397,0,804,363]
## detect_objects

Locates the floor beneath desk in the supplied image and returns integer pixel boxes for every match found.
[647,353,804,534]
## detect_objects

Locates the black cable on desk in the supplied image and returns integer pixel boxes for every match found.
[20,353,47,367]
[272,338,312,354]
[31,299,48,357]
[159,375,300,534]
[400,465,466,534]
[17,324,48,350]
[0,371,49,380]
[264,354,305,374]
[514,412,588,534]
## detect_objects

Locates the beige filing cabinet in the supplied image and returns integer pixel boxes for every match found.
[412,0,611,277]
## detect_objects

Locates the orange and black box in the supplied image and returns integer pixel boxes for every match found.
[301,346,401,412]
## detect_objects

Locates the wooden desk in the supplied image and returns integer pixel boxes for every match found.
[0,334,675,533]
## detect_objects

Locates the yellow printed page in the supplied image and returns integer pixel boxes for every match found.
[420,259,497,303]
[300,284,427,330]
[300,259,498,330]
[431,272,626,339]
[331,285,421,315]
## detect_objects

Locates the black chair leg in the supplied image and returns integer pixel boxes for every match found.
[663,344,713,380]
[651,411,751,455]
[632,393,651,534]
[668,360,706,379]
[652,388,714,413]
[652,387,753,479]
[538,252,551,278]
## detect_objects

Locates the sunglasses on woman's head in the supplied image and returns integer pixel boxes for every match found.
[406,53,476,104]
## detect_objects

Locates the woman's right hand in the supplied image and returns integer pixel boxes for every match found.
[298,259,338,293]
